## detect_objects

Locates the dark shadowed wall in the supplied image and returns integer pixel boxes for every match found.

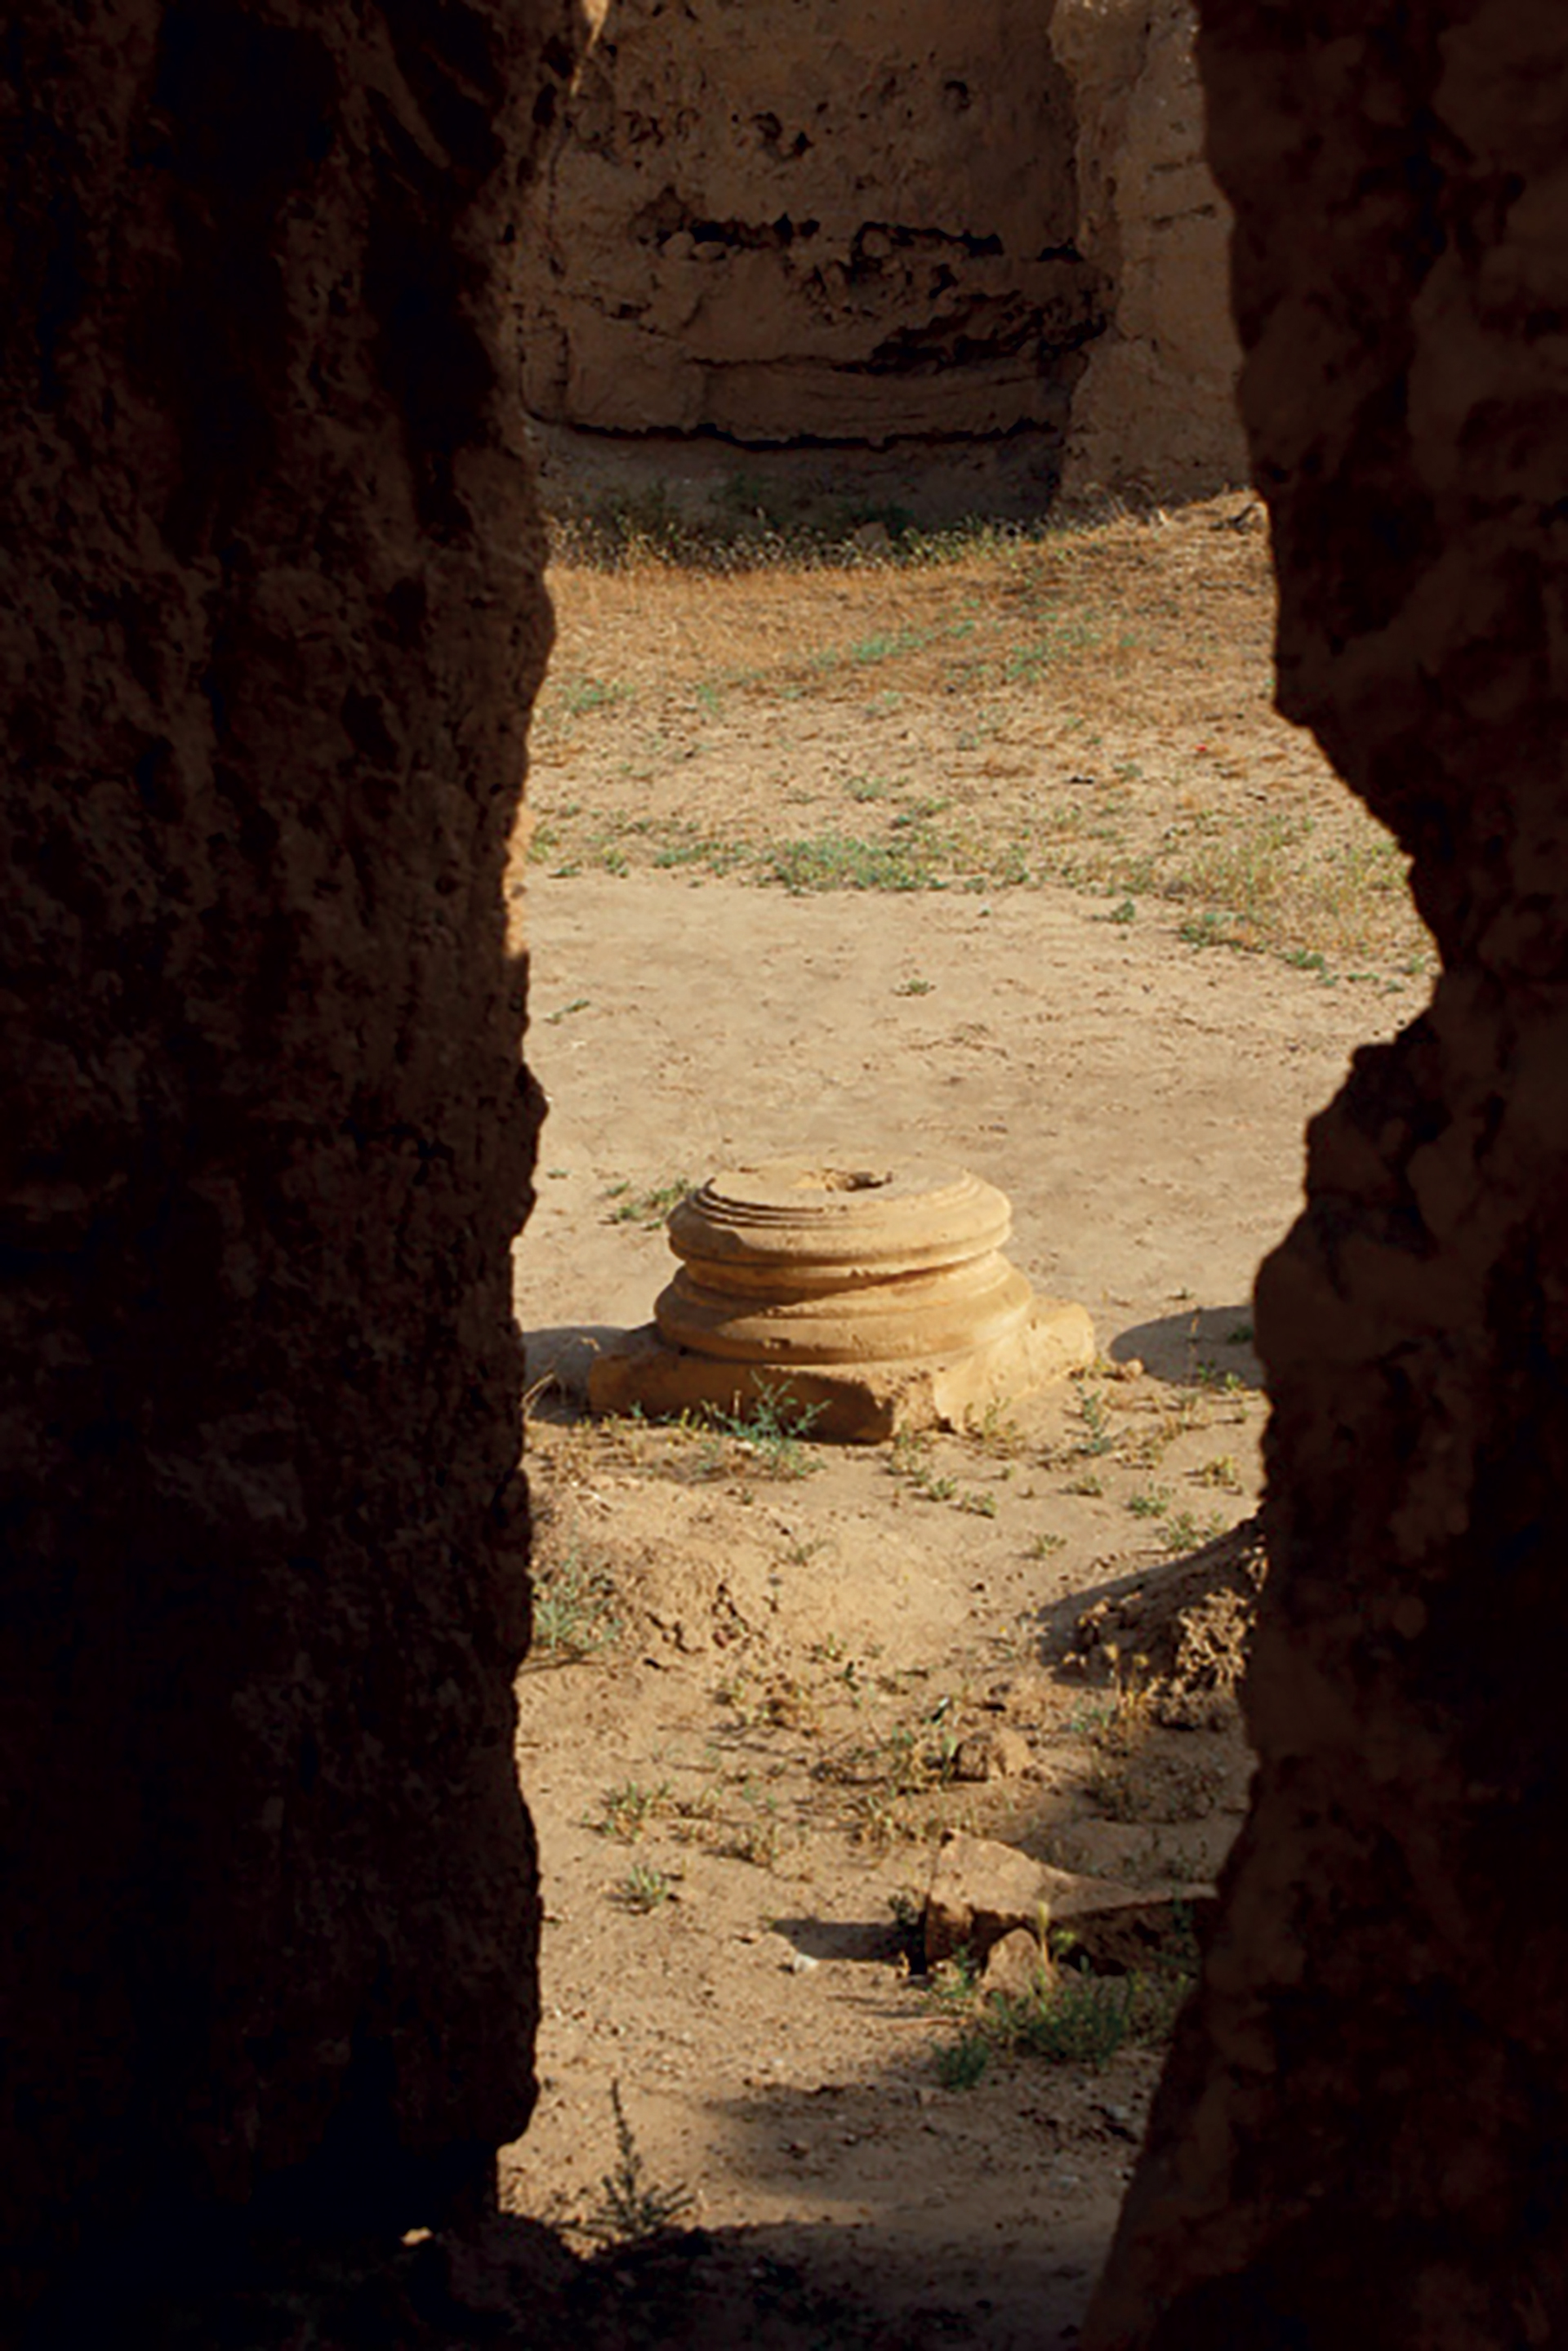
[1089,7,1568,2344]
[1,0,575,2320]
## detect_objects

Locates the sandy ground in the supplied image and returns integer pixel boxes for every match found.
[505,841,1418,2339]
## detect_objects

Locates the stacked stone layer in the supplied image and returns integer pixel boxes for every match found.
[590,1157,1094,1438]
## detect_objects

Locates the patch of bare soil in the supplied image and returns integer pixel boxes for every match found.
[499,499,1427,2345]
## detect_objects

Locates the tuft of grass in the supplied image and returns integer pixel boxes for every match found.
[706,1377,824,1480]
[530,1547,621,1666]
[606,1174,694,1227]
[556,675,635,719]
[760,830,947,894]
[615,1862,674,1914]
[965,1402,1025,1458]
[957,1489,999,1519]
[728,1816,783,1870]
[936,2037,991,2090]
[1161,1509,1224,1554]
[986,1964,1189,2067]
[1076,1387,1115,1458]
[912,1470,958,1504]
[598,1781,671,1841]
[935,1906,1197,2082]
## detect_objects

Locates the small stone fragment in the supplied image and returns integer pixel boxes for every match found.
[923,1828,1214,1970]
[951,1726,1033,1782]
[983,1926,1050,2000]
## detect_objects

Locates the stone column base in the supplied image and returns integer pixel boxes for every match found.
[586,1297,1095,1443]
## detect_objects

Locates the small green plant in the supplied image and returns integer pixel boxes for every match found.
[1108,898,1136,924]
[616,1862,674,1913]
[894,975,935,995]
[607,1175,694,1227]
[1127,1488,1171,1520]
[544,997,591,1025]
[1027,1530,1067,1559]
[1194,1454,1241,1490]
[1077,1387,1114,1458]
[1064,1472,1104,1498]
[559,675,635,719]
[957,1489,999,1519]
[914,1471,958,1504]
[965,1401,1025,1457]
[761,830,929,893]
[987,1966,1187,2068]
[583,2083,694,2244]
[708,1377,824,1479]
[530,1547,621,1665]
[1161,1509,1221,1554]
[889,1427,932,1477]
[936,2034,991,2090]
[1226,1321,1254,1346]
[728,1816,782,1869]
[598,1780,670,1841]
[669,1785,724,1841]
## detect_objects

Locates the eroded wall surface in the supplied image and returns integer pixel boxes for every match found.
[517,0,1094,449]
[1054,0,1245,501]
[517,0,1244,496]
[1,0,572,2318]
[1089,5,1568,2343]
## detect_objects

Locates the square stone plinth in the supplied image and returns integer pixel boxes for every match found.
[584,1298,1094,1442]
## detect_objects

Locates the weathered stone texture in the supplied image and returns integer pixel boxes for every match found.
[517,0,1094,448]
[517,0,1244,498]
[1055,0,1245,501]
[1088,6,1568,2344]
[1,0,572,2317]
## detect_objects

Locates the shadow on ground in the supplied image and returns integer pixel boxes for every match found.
[59,2206,1097,2349]
[1110,1302,1263,1390]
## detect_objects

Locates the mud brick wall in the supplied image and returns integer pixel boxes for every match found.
[1089,6,1568,2344]
[0,0,572,2317]
[516,0,1245,497]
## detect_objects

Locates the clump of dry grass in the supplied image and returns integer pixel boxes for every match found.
[523,497,1434,977]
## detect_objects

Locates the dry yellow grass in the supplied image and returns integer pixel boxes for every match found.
[522,498,1434,975]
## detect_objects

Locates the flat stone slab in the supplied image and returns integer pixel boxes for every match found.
[585,1296,1095,1443]
[923,1829,1214,1970]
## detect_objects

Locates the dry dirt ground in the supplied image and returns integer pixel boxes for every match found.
[494,500,1434,2345]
